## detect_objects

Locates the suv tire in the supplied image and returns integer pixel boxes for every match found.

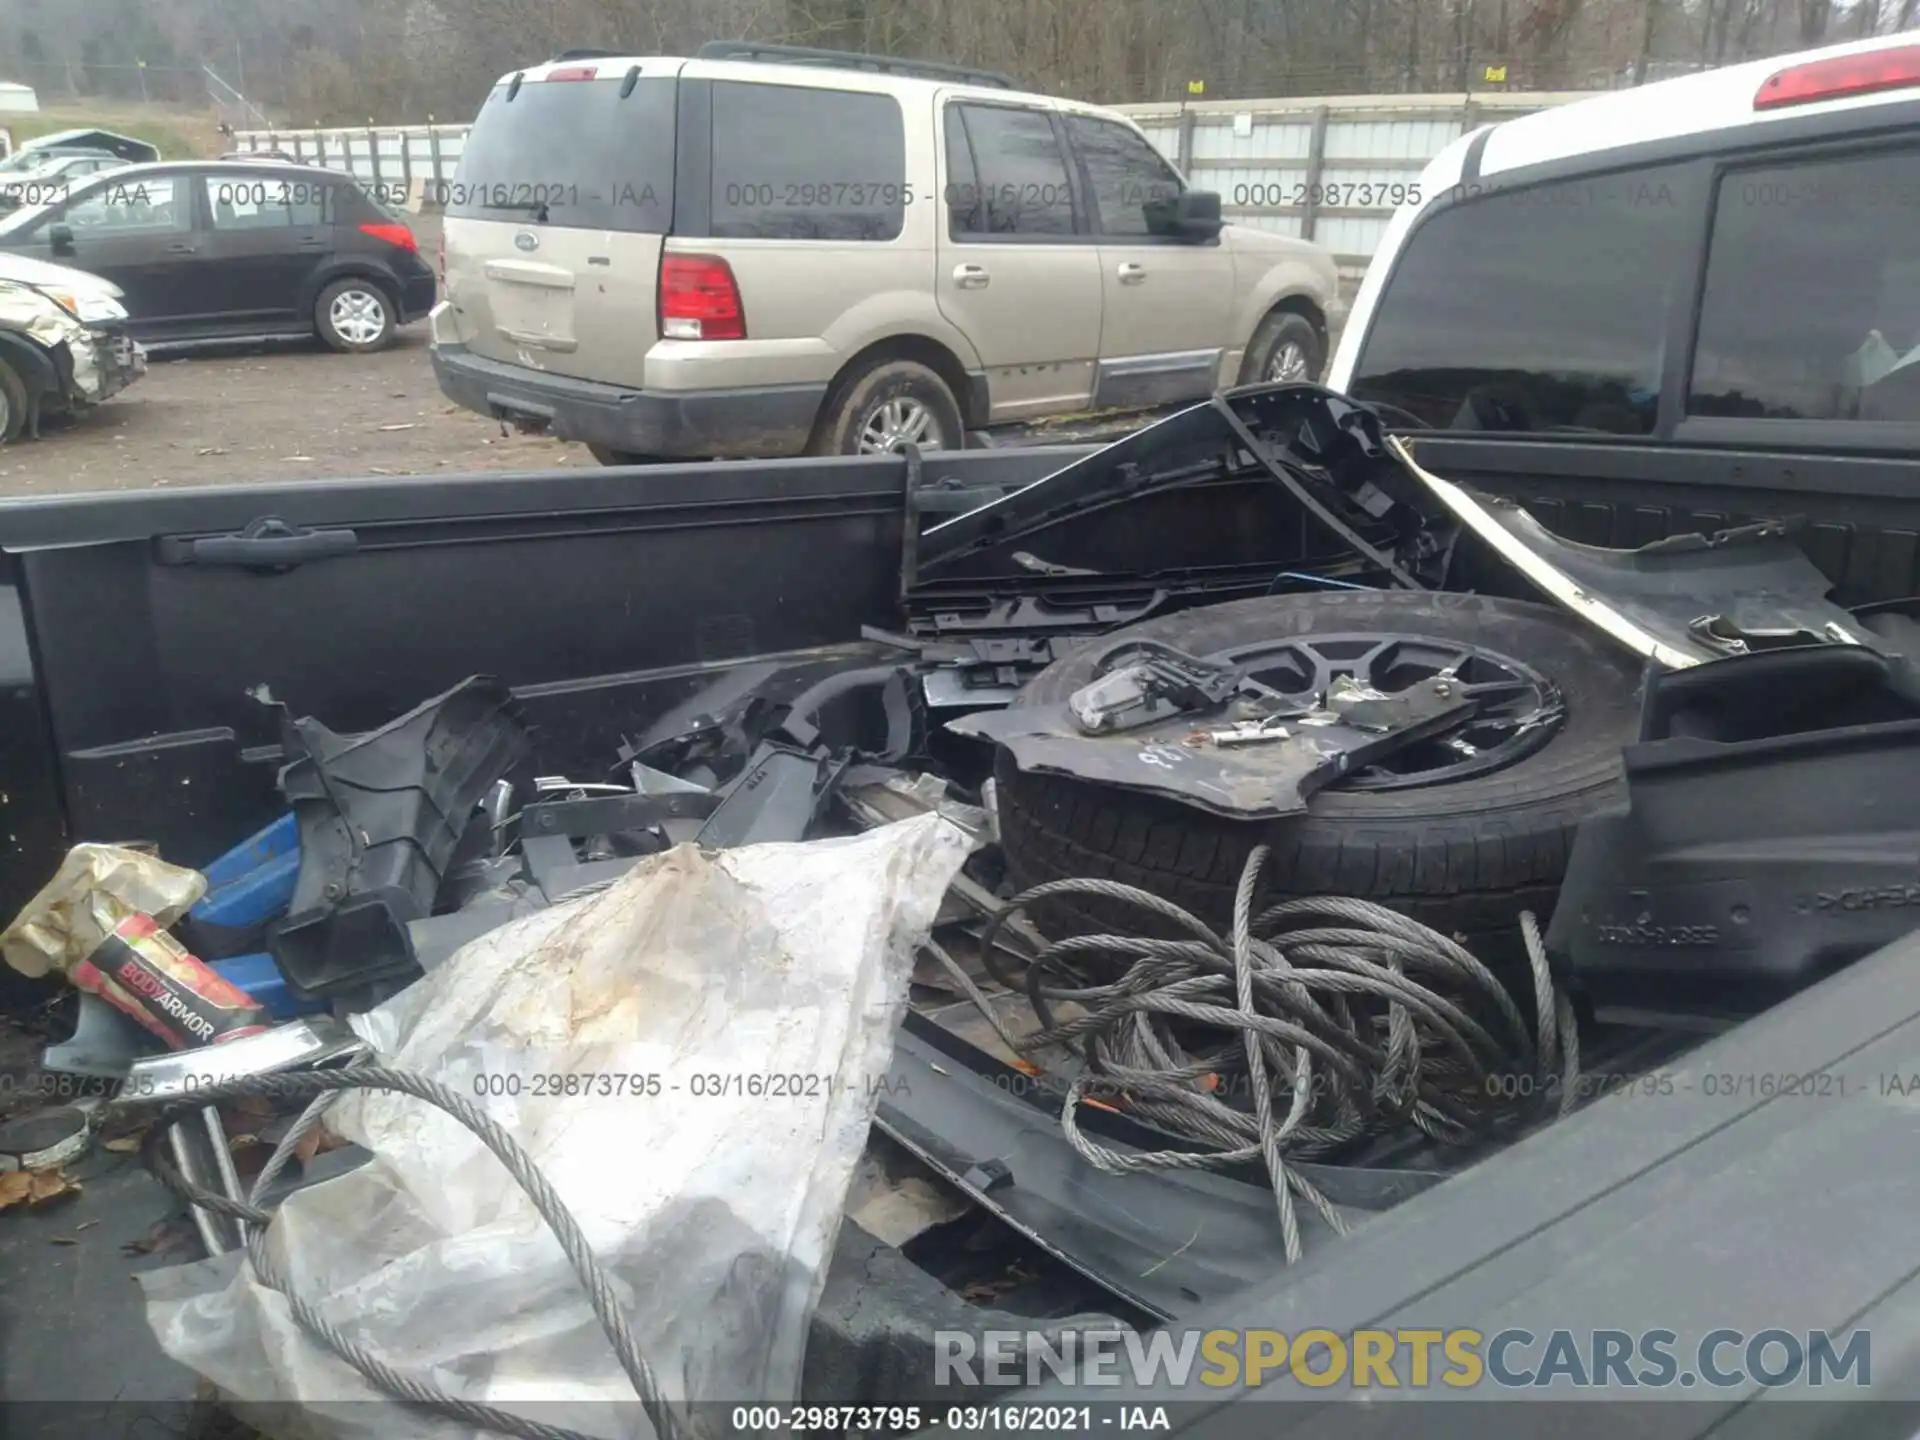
[994,590,1639,949]
[316,279,397,354]
[1238,308,1324,386]
[811,358,963,456]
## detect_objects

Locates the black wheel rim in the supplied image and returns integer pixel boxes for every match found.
[1214,631,1564,790]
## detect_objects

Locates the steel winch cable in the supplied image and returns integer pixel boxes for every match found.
[970,844,1580,1263]
[107,1066,682,1440]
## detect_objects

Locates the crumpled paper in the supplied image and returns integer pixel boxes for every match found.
[146,815,973,1440]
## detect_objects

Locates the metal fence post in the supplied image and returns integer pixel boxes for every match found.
[1177,107,1196,175]
[427,125,443,199]
[1300,105,1330,241]
[314,131,327,169]
[368,126,382,192]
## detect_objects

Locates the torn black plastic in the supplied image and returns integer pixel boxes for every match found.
[267,675,531,999]
[1548,644,1920,1028]
[948,644,1479,821]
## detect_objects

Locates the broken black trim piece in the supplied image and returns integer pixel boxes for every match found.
[267,676,531,999]
[948,640,1481,821]
[876,1020,1449,1323]
[1549,644,1920,1028]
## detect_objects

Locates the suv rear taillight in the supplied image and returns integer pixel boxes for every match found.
[1755,43,1920,109]
[359,221,418,253]
[659,254,746,340]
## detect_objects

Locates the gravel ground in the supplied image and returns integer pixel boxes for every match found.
[3,250,1361,498]
[3,327,594,497]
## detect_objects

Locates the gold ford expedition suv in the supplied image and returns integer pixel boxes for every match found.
[429,42,1343,463]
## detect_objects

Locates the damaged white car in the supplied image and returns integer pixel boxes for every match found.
[0,250,145,443]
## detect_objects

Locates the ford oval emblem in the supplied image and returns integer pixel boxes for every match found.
[514,230,539,252]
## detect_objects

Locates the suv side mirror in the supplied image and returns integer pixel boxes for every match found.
[1146,189,1224,242]
[47,222,75,257]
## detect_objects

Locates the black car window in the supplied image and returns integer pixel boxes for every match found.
[707,82,906,242]
[948,105,1077,238]
[446,75,675,233]
[1065,113,1182,237]
[1690,147,1920,424]
[49,175,190,235]
[203,175,329,229]
[1348,165,1699,435]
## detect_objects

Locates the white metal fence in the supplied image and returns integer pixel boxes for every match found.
[232,89,1595,272]
[1110,91,1594,272]
[230,124,471,203]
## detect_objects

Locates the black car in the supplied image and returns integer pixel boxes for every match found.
[0,161,436,353]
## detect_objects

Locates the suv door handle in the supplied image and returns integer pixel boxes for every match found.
[953,263,990,290]
[1117,262,1148,284]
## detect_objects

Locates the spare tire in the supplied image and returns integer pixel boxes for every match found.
[994,589,1640,948]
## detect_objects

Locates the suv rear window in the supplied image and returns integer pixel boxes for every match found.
[1689,146,1920,424]
[708,82,906,241]
[1349,165,1698,434]
[446,75,675,233]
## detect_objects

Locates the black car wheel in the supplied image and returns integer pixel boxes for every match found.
[316,279,396,353]
[994,589,1640,950]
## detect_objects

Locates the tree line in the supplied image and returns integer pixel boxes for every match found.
[0,0,1912,127]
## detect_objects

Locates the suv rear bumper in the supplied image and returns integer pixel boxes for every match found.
[431,343,826,458]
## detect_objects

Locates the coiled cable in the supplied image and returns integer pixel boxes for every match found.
[113,1066,679,1440]
[974,844,1579,1263]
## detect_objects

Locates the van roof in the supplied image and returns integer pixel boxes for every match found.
[491,53,1062,108]
[1474,32,1920,180]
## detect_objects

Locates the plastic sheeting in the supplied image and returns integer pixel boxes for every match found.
[146,815,973,1440]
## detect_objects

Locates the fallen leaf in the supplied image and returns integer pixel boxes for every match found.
[75,1219,97,1232]
[294,1122,347,1167]
[49,1236,77,1246]
[29,1169,79,1204]
[102,1134,143,1154]
[377,422,416,432]
[281,455,315,462]
[195,446,228,456]
[3,1167,81,1210]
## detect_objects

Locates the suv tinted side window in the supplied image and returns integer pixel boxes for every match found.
[1689,147,1920,424]
[1065,114,1181,236]
[947,105,1077,238]
[709,82,906,241]
[1349,165,1698,434]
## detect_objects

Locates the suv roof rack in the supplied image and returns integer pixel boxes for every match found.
[694,41,1016,90]
[552,48,625,61]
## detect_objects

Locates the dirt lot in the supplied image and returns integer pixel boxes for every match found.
[4,327,595,497]
[5,239,1358,497]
